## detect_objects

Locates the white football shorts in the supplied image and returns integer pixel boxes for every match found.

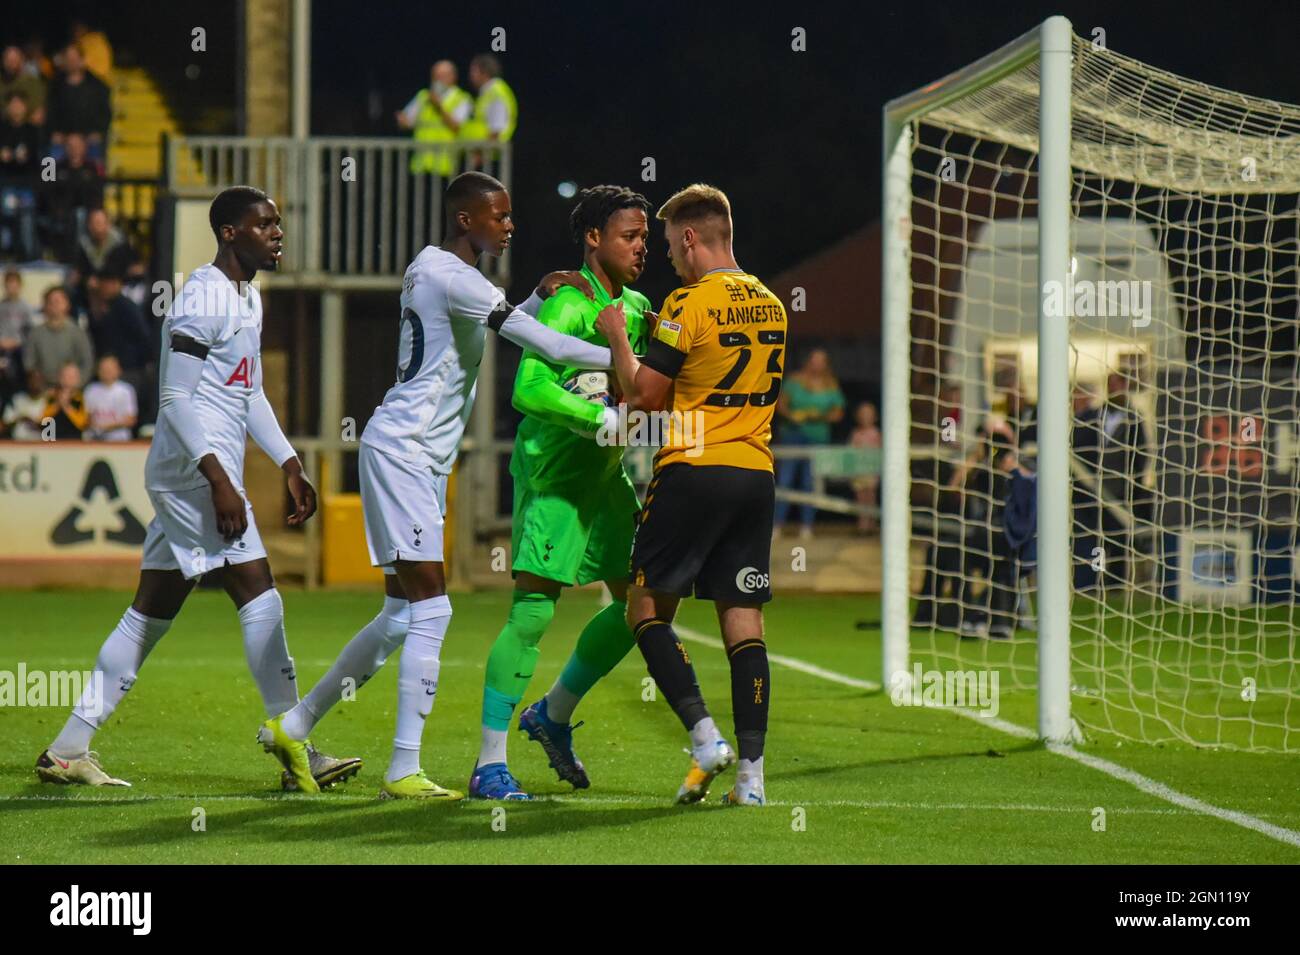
[359,442,447,567]
[140,483,267,579]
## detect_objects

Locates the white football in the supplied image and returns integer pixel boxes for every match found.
[562,370,615,407]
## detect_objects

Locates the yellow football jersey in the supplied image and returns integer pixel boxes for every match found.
[641,269,788,471]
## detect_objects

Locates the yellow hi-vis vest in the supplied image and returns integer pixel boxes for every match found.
[460,78,517,144]
[411,85,472,176]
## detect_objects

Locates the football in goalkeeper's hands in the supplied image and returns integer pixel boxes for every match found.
[562,370,617,408]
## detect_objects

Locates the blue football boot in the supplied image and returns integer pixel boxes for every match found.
[519,698,590,790]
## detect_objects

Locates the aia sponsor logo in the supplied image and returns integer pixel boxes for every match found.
[225,355,256,388]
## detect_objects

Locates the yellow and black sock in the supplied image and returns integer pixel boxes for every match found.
[634,618,710,731]
[727,638,770,762]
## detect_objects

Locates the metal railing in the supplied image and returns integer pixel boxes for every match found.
[162,135,512,286]
[289,438,879,589]
[103,177,160,263]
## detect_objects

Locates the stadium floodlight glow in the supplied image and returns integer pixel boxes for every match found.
[557,180,577,198]
[882,16,1300,751]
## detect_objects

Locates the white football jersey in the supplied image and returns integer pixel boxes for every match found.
[362,246,511,474]
[146,264,264,491]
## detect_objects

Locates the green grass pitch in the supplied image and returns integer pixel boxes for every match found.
[1,589,1296,864]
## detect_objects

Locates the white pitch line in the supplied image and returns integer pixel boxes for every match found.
[0,792,1202,816]
[674,625,1300,850]
[1046,742,1300,848]
[675,627,880,691]
[541,794,1187,815]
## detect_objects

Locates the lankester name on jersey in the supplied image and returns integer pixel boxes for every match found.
[713,303,785,325]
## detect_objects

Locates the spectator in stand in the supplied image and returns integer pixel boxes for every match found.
[41,133,103,262]
[937,382,962,434]
[0,92,42,259]
[941,418,1018,638]
[42,360,88,440]
[0,268,33,401]
[27,285,92,385]
[2,367,46,439]
[84,352,136,440]
[773,347,845,539]
[398,60,473,177]
[70,22,113,84]
[911,450,964,630]
[45,44,110,157]
[85,269,150,415]
[1097,370,1152,590]
[1,47,46,125]
[850,401,882,534]
[1002,385,1038,453]
[22,39,54,82]
[0,92,41,175]
[74,209,142,302]
[1071,380,1103,590]
[460,54,516,165]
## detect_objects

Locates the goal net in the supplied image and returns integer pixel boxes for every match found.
[882,18,1299,752]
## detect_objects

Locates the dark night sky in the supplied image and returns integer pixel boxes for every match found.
[10,1,1298,444]
[16,0,1300,307]
[308,0,1300,305]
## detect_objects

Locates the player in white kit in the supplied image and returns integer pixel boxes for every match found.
[266,172,616,799]
[36,187,358,794]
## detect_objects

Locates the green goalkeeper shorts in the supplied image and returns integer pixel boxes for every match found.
[511,472,641,587]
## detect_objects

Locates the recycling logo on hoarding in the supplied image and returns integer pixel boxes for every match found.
[50,459,147,547]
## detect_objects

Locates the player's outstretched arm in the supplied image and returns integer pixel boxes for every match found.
[495,309,611,368]
[444,270,611,368]
[500,271,593,321]
[535,270,595,303]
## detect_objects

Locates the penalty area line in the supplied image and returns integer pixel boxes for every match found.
[674,625,1300,851]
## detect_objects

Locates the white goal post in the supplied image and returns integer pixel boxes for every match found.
[881,16,1300,751]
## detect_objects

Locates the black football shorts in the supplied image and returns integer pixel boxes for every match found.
[630,462,774,603]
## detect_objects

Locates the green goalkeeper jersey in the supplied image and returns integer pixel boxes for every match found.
[510,264,651,492]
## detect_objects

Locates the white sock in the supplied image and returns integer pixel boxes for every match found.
[238,588,299,717]
[387,595,450,782]
[543,679,581,724]
[737,756,765,790]
[50,608,171,756]
[477,726,509,768]
[689,716,721,751]
[387,745,422,782]
[282,596,409,740]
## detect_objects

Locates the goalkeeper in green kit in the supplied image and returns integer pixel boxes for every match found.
[469,185,653,800]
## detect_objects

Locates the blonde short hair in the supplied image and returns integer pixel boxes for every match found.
[656,183,732,245]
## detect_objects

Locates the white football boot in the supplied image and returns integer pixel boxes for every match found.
[721,768,766,806]
[35,750,131,786]
[675,738,737,804]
